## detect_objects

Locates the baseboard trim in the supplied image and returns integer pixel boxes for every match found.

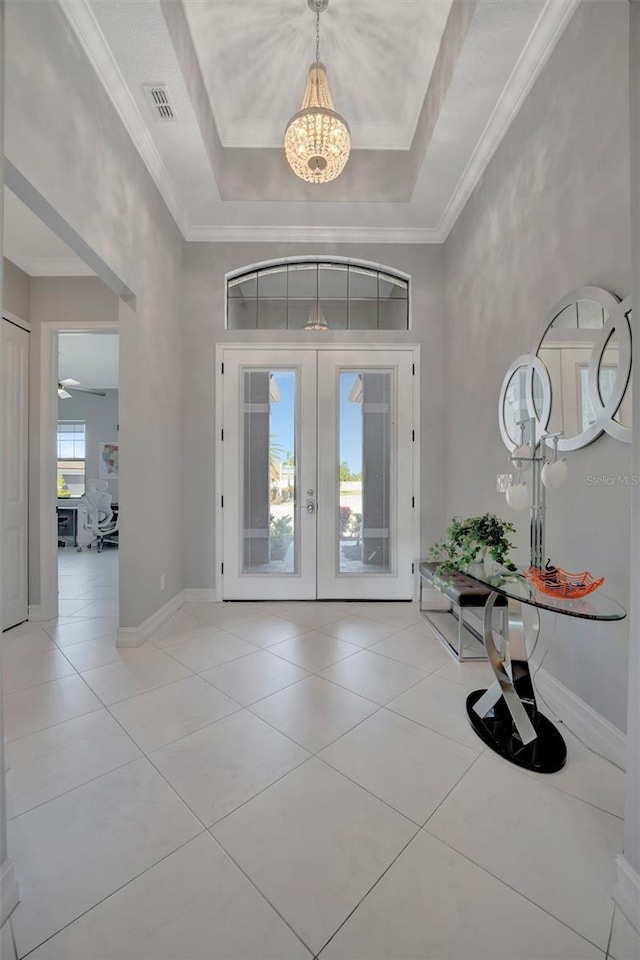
[535,668,626,770]
[0,859,19,926]
[117,591,186,647]
[183,589,219,603]
[614,855,640,935]
[27,604,44,621]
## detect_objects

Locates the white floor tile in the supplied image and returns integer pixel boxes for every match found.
[80,646,191,705]
[183,601,262,630]
[149,610,217,648]
[434,655,496,687]
[2,649,74,694]
[356,602,425,629]
[250,675,378,753]
[2,625,56,662]
[56,598,97,617]
[165,630,258,672]
[109,675,239,753]
[320,830,602,960]
[201,649,308,706]
[73,585,119,601]
[281,605,347,630]
[489,725,626,820]
[319,649,426,705]
[68,599,118,619]
[269,631,360,671]
[227,616,308,647]
[4,675,103,741]
[212,757,416,955]
[150,710,309,826]
[30,833,311,960]
[319,709,478,824]
[609,906,640,960]
[319,615,400,647]
[425,753,623,951]
[369,628,452,673]
[43,617,119,647]
[5,709,141,818]
[59,634,143,672]
[388,673,485,751]
[9,757,201,957]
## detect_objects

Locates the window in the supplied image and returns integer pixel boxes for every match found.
[57,421,86,498]
[227,259,410,331]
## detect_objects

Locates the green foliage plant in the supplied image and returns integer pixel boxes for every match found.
[429,514,517,575]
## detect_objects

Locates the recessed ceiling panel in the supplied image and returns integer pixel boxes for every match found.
[182,0,453,150]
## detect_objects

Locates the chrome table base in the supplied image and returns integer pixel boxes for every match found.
[466,593,567,773]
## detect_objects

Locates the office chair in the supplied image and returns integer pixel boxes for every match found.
[77,480,119,553]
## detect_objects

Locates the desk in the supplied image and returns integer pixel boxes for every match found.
[57,500,119,548]
[457,563,626,773]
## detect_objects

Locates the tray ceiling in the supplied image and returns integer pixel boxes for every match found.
[59,0,579,243]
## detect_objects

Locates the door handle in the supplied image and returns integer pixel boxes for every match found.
[306,498,316,515]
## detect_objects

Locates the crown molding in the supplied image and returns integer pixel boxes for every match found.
[436,0,580,241]
[185,224,442,244]
[58,0,192,238]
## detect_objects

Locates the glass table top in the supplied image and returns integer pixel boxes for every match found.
[458,563,626,621]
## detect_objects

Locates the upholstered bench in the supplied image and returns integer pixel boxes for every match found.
[419,562,506,662]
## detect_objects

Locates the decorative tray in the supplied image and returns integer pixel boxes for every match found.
[522,565,605,599]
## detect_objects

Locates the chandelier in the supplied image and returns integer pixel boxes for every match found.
[284,0,351,184]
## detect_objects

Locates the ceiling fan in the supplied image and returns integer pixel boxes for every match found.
[58,378,107,399]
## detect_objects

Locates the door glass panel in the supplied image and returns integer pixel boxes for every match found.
[338,370,392,575]
[242,369,297,575]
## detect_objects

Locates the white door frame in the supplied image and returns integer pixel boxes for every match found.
[215,342,421,601]
[36,319,118,622]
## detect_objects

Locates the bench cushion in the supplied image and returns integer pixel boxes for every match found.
[420,561,506,607]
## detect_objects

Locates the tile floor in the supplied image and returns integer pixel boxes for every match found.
[1,549,637,959]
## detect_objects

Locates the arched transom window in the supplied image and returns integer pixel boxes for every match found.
[226,259,410,331]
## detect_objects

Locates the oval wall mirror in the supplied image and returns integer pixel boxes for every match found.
[499,355,550,452]
[531,287,620,452]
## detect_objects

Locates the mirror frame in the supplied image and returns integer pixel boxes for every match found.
[498,355,551,452]
[530,286,621,452]
[587,295,632,444]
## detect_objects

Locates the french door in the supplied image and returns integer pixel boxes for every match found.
[220,347,417,601]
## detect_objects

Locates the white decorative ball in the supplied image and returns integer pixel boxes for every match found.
[541,458,568,490]
[512,444,532,470]
[506,482,529,512]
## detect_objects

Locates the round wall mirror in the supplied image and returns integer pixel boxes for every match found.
[531,287,620,451]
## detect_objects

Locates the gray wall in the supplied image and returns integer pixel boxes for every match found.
[183,242,446,592]
[443,1,631,731]
[2,257,29,320]
[57,390,119,502]
[5,0,185,628]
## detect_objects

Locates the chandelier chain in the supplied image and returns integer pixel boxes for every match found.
[315,10,320,63]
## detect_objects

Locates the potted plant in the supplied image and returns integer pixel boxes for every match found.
[269,513,294,561]
[429,513,517,575]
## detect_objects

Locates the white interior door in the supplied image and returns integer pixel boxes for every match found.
[221,347,416,601]
[3,319,29,630]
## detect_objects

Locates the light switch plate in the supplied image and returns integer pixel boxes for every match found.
[496,474,513,493]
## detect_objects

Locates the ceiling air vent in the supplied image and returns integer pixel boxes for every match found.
[142,83,176,122]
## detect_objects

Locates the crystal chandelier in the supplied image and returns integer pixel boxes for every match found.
[284,0,351,184]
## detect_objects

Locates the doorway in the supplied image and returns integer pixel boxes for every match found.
[56,330,119,621]
[2,315,29,629]
[220,346,419,601]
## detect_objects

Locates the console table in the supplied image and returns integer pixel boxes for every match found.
[458,563,626,773]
